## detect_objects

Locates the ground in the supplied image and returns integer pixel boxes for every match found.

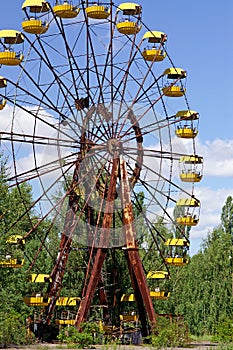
[3,341,227,350]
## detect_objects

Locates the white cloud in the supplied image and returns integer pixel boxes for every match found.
[1,104,73,170]
[196,138,233,177]
[186,138,233,251]
[190,184,233,253]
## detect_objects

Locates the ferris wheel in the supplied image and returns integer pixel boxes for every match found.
[0,0,203,335]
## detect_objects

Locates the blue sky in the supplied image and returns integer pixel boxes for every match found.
[1,1,233,255]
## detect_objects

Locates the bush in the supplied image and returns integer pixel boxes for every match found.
[213,317,233,343]
[0,311,32,346]
[146,317,188,349]
[57,322,102,348]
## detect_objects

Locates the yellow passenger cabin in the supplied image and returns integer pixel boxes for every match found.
[56,296,80,306]
[30,273,52,282]
[175,110,199,138]
[176,198,200,226]
[150,290,170,300]
[22,0,49,12]
[147,270,170,300]
[120,293,136,302]
[120,293,138,322]
[119,314,138,322]
[164,238,189,266]
[22,0,50,34]
[116,3,142,35]
[23,294,49,306]
[22,19,49,34]
[23,295,80,306]
[53,1,80,18]
[147,270,169,279]
[142,31,167,62]
[164,256,188,267]
[0,30,24,66]
[6,234,25,245]
[86,3,110,19]
[179,155,203,183]
[162,68,186,97]
[0,258,24,268]
[56,319,76,325]
[56,310,77,325]
[0,235,25,268]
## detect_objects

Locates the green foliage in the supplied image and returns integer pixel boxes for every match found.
[166,196,233,336]
[0,310,33,345]
[0,153,60,343]
[213,316,233,343]
[221,196,233,234]
[146,317,188,348]
[57,322,101,348]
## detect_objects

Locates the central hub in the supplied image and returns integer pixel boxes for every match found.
[107,138,122,155]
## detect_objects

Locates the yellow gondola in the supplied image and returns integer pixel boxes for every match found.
[0,30,24,66]
[56,297,80,306]
[175,110,199,138]
[22,19,49,35]
[23,295,80,306]
[0,258,25,268]
[142,31,167,62]
[0,51,24,66]
[56,310,77,326]
[6,234,25,245]
[147,270,170,300]
[86,4,110,19]
[22,0,50,12]
[119,314,138,322]
[120,293,135,302]
[164,238,189,266]
[146,270,169,279]
[120,293,138,322]
[23,294,49,306]
[116,3,142,35]
[164,256,189,267]
[30,274,52,282]
[56,319,76,325]
[53,1,80,19]
[162,68,186,97]
[22,0,50,34]
[179,155,203,183]
[176,198,200,226]
[150,290,170,300]
[0,235,25,268]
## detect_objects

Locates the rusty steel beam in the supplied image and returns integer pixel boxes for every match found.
[75,156,119,328]
[45,155,84,325]
[120,159,156,329]
[45,208,77,325]
[125,250,150,336]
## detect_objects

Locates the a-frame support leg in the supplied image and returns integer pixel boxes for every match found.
[75,157,119,328]
[120,159,156,332]
[75,158,156,332]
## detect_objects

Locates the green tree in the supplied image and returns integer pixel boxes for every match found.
[221,196,233,234]
[0,152,62,341]
[167,197,233,336]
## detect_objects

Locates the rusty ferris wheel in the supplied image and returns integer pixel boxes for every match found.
[0,0,203,336]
